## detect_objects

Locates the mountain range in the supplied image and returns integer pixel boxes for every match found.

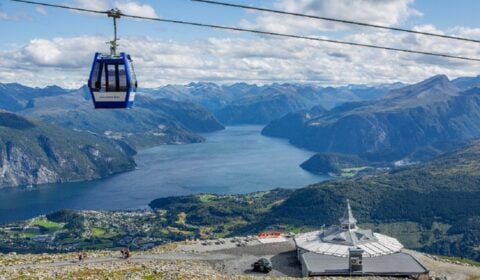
[263,75,480,162]
[143,82,402,125]
[3,74,480,187]
[0,83,225,149]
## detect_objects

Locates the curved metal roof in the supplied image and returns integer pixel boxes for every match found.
[294,200,404,258]
[295,230,403,257]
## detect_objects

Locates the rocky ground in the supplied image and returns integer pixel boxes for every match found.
[0,239,479,280]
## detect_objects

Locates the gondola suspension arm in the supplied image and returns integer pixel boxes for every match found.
[107,9,121,56]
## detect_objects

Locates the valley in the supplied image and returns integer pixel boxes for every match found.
[1,75,457,190]
[1,75,480,269]
[1,137,480,264]
[0,126,325,224]
[4,1,480,278]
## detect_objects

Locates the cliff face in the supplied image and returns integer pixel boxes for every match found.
[0,112,136,187]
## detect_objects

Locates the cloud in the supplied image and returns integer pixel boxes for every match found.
[65,0,158,17]
[1,24,479,88]
[2,0,479,89]
[241,0,422,34]
[447,26,480,40]
[21,37,102,68]
[114,1,158,17]
[67,0,157,17]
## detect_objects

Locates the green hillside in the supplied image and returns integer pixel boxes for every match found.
[150,140,480,261]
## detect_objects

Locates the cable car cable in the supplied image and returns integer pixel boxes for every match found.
[11,0,107,15]
[121,13,480,62]
[191,0,480,44]
[10,0,480,62]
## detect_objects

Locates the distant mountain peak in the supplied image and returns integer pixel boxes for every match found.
[418,74,450,87]
[383,74,458,104]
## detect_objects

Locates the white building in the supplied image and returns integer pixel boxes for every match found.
[294,200,428,277]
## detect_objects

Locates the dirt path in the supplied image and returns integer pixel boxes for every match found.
[3,251,236,270]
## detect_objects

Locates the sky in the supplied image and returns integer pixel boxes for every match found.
[1,0,480,88]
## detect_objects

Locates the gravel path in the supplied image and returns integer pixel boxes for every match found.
[3,251,234,270]
[1,241,479,279]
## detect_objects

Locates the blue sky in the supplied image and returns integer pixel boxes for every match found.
[2,1,480,43]
[1,1,264,44]
[1,0,480,88]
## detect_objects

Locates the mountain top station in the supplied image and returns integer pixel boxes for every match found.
[294,199,429,278]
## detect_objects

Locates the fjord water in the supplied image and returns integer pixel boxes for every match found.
[0,126,326,223]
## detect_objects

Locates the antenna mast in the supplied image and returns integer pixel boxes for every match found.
[107,9,121,56]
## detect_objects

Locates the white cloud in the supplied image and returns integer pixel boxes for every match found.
[447,26,480,40]
[241,0,422,34]
[67,0,157,17]
[21,37,102,68]
[2,0,479,89]
[0,27,478,89]
[114,1,157,17]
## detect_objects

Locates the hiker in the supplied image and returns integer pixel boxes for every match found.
[124,248,131,259]
[120,248,131,259]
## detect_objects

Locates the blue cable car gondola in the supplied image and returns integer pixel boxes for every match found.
[87,9,137,109]
[88,52,137,109]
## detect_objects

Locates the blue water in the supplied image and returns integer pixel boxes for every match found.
[0,126,326,224]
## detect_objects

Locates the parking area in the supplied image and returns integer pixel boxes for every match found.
[177,236,262,253]
[177,237,302,277]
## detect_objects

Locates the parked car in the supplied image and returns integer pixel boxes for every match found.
[251,258,272,273]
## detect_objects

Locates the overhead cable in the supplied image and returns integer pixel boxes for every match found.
[11,0,480,62]
[192,0,480,44]
[11,0,107,15]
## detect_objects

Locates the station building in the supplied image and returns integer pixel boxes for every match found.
[294,200,429,277]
